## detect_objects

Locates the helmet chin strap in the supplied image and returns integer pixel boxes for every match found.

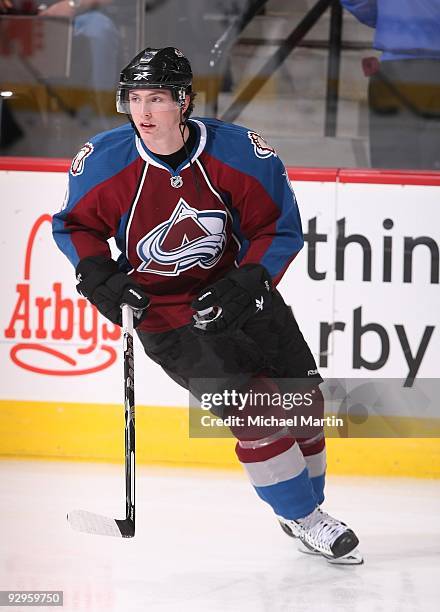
[178,106,186,139]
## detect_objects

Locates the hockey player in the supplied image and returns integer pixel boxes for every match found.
[52,47,362,564]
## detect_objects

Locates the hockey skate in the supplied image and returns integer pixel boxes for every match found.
[278,507,363,565]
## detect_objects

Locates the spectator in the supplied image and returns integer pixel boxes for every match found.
[38,0,121,125]
[341,0,440,170]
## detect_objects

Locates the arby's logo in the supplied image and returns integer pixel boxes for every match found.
[4,215,121,376]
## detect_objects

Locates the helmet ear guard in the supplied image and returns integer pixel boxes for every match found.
[177,87,187,108]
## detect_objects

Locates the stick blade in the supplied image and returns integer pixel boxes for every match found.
[67,509,124,538]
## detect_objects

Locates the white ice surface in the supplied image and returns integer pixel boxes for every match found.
[0,459,439,612]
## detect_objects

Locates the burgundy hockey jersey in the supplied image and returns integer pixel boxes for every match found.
[52,118,304,332]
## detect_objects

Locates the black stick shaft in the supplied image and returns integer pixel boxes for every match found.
[122,306,135,531]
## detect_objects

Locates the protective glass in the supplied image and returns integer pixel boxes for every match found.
[116,87,181,114]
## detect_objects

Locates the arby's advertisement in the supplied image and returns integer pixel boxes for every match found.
[1,166,439,410]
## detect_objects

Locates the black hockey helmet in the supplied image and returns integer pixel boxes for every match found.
[116,47,193,114]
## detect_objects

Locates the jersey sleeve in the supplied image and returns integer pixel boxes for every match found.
[233,154,303,286]
[203,120,305,286]
[52,136,134,269]
[52,176,112,269]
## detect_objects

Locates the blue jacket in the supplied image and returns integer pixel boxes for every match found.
[340,0,440,60]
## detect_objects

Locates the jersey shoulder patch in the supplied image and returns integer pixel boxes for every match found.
[70,142,94,176]
[247,131,277,159]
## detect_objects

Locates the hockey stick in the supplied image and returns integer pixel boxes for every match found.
[67,304,136,537]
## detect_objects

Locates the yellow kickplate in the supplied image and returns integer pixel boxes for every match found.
[0,401,439,478]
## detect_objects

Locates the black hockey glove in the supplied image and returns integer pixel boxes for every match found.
[191,264,272,334]
[76,256,150,327]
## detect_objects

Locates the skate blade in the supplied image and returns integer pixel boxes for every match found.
[324,548,364,565]
[298,542,364,565]
[323,548,364,565]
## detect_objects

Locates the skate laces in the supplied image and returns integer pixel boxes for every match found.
[298,508,347,547]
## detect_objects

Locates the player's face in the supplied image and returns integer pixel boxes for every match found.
[129,89,188,146]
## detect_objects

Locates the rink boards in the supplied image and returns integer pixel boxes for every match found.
[0,159,439,477]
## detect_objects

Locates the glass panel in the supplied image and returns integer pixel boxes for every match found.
[1,0,439,170]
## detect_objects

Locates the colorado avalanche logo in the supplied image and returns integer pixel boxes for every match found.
[70,142,94,176]
[136,199,227,276]
[247,131,277,159]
